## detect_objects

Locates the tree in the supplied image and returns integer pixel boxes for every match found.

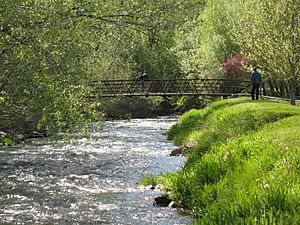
[173,0,241,78]
[0,0,201,137]
[0,0,102,135]
[236,0,300,105]
[71,0,200,79]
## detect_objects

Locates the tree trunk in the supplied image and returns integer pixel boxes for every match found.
[289,80,296,106]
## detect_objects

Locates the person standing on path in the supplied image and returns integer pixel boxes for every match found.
[251,68,262,100]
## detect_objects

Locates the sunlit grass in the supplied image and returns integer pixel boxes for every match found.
[140,174,160,186]
[151,98,300,224]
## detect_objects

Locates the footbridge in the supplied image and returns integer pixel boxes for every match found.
[91,78,252,97]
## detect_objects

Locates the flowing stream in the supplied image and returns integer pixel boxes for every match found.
[0,117,190,224]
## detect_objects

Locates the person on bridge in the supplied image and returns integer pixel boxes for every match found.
[143,70,150,93]
[137,72,144,92]
[251,67,262,100]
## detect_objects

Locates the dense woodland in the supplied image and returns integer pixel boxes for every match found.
[0,0,299,140]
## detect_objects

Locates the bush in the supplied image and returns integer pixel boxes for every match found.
[222,53,252,79]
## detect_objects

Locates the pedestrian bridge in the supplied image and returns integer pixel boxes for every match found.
[91,78,252,97]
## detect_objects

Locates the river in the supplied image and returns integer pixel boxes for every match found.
[0,117,190,224]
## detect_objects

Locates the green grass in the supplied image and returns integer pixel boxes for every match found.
[140,174,160,186]
[144,98,300,224]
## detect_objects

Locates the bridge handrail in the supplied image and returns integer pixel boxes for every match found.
[93,78,251,83]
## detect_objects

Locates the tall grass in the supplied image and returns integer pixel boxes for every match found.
[151,98,300,224]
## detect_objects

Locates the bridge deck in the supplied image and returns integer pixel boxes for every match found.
[98,92,241,97]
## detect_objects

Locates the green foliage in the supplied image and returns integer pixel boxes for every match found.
[237,0,300,79]
[0,136,13,146]
[0,0,104,135]
[141,174,160,186]
[172,17,202,76]
[162,99,300,224]
[0,1,199,136]
[173,0,241,78]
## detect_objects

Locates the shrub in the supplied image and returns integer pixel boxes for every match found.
[222,53,252,79]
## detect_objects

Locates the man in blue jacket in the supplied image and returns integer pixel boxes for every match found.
[251,68,262,100]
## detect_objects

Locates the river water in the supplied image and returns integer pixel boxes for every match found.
[0,117,190,224]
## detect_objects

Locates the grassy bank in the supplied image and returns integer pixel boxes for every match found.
[145,98,300,224]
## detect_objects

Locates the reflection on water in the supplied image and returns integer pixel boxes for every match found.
[0,117,190,224]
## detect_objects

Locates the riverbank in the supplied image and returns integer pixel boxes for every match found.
[144,98,300,224]
[101,96,210,120]
[0,95,210,146]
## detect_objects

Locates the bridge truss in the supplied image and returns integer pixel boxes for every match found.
[91,78,252,97]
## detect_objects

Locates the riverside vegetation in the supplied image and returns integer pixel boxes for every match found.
[142,98,300,224]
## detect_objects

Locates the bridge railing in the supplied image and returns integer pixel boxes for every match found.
[262,79,300,98]
[91,78,252,97]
